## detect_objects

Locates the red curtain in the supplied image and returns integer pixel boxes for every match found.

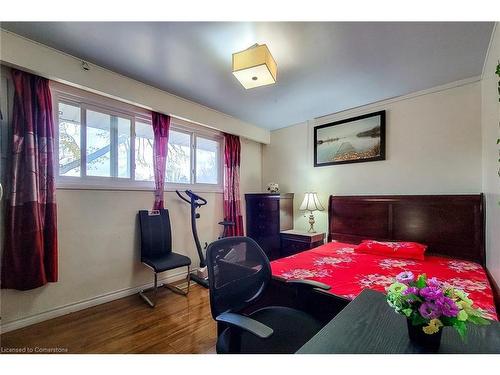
[152,112,170,210]
[2,70,58,290]
[223,133,244,236]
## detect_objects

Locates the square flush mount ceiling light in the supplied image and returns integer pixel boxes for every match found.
[232,44,277,89]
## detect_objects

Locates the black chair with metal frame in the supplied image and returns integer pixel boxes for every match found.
[206,236,331,354]
[138,209,191,307]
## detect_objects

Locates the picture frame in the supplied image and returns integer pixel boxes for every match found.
[314,110,386,167]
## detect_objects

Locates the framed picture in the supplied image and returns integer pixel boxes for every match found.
[314,110,386,167]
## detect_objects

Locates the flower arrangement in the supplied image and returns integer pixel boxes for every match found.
[266,182,279,193]
[386,272,490,339]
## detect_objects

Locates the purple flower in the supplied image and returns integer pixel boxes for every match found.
[427,277,442,288]
[420,286,443,301]
[403,286,419,296]
[419,302,441,319]
[396,271,415,284]
[435,296,459,317]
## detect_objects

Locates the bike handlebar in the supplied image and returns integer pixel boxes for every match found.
[175,189,207,207]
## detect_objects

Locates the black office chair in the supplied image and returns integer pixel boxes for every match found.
[206,236,330,354]
[138,209,191,307]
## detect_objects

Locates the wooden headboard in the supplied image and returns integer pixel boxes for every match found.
[328,194,485,266]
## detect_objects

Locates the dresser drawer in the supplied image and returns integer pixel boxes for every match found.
[247,198,279,213]
[279,231,325,258]
[280,239,310,257]
[247,221,279,236]
[250,210,273,222]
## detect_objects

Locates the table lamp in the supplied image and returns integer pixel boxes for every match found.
[299,192,325,233]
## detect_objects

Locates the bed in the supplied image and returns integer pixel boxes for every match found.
[270,194,499,320]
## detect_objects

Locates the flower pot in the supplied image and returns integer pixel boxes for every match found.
[406,319,442,352]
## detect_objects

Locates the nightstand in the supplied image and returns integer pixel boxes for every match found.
[279,230,325,258]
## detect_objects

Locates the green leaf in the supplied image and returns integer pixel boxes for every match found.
[415,274,427,289]
[411,313,427,326]
[440,316,451,325]
[453,320,467,341]
[457,310,468,321]
[402,308,413,317]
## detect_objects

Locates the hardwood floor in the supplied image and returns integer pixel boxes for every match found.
[0,283,217,354]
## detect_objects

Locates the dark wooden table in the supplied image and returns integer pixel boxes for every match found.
[297,289,500,354]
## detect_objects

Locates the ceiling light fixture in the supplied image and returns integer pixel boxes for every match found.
[232,44,277,89]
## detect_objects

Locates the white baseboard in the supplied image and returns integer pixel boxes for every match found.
[0,269,192,334]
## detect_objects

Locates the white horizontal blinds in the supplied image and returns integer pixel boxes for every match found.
[53,84,223,191]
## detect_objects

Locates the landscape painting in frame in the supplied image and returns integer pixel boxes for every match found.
[314,110,386,167]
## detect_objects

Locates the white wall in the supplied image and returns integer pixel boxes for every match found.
[0,52,263,331]
[1,137,261,329]
[1,190,221,326]
[263,80,483,234]
[481,23,500,285]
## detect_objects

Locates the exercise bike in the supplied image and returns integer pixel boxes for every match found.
[176,189,234,288]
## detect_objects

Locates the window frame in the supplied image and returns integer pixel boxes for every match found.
[168,118,224,191]
[51,82,224,193]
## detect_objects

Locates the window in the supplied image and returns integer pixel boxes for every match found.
[53,84,223,191]
[134,121,154,182]
[196,136,220,184]
[58,102,81,177]
[82,110,132,178]
[166,130,191,184]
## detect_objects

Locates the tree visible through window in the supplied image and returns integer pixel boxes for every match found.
[135,121,154,181]
[58,102,81,177]
[166,130,191,184]
[55,91,222,189]
[196,136,219,184]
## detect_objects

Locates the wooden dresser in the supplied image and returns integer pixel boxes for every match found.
[245,193,294,260]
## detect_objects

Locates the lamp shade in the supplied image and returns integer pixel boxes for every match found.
[299,192,325,212]
[232,44,277,89]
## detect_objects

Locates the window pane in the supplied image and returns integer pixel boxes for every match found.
[58,102,81,176]
[86,109,111,177]
[196,137,219,184]
[166,130,191,184]
[117,117,131,178]
[134,121,154,181]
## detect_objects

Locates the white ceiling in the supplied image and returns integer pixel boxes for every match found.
[1,22,493,130]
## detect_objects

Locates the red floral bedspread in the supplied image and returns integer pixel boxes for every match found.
[271,241,498,320]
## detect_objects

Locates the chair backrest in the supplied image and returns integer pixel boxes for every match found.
[206,236,271,318]
[138,209,172,260]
